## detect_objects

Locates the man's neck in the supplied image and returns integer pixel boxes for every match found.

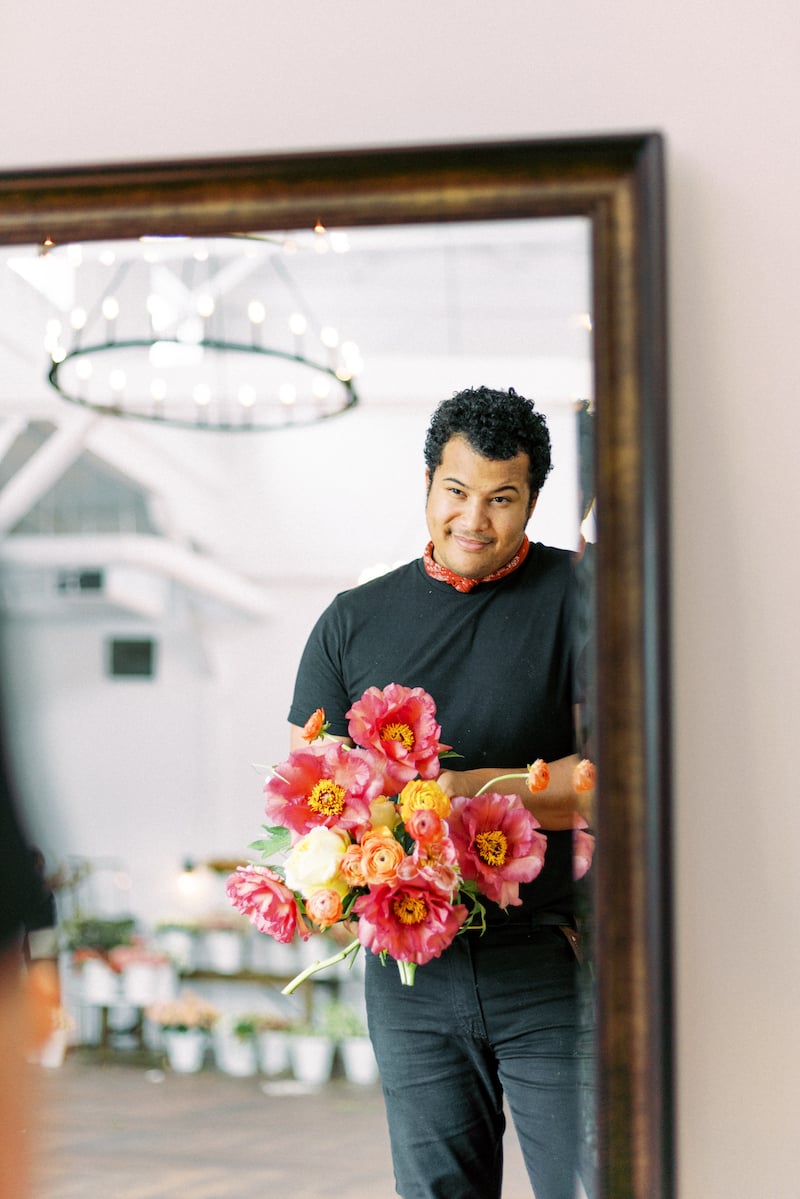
[422,536,530,593]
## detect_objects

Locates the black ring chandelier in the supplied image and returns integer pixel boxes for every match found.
[44,234,361,431]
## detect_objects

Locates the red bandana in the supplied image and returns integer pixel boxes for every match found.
[423,536,531,593]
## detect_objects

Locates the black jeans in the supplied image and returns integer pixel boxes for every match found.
[365,924,590,1199]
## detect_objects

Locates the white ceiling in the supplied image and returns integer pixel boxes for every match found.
[0,216,593,619]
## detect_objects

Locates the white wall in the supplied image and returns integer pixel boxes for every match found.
[3,2,800,1195]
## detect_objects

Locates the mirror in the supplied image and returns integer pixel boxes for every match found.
[0,136,671,1199]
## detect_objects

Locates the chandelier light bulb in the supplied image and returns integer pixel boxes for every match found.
[320,326,339,348]
[194,383,212,406]
[196,294,215,318]
[238,384,257,408]
[99,249,116,266]
[150,378,167,401]
[176,317,203,345]
[248,300,266,324]
[50,346,67,364]
[146,294,174,332]
[101,296,119,321]
[75,359,93,380]
[70,307,87,330]
[312,376,331,399]
[279,383,297,406]
[340,340,363,374]
[109,369,126,391]
[289,313,307,336]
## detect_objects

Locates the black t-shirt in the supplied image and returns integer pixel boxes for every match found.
[289,544,579,921]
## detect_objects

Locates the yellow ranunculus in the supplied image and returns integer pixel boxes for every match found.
[398,779,450,824]
[369,796,401,831]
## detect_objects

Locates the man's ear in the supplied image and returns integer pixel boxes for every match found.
[527,492,539,520]
[425,467,431,495]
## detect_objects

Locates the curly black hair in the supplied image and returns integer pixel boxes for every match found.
[423,386,552,496]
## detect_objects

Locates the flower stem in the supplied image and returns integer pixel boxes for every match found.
[474,772,527,797]
[281,938,361,995]
[397,960,417,986]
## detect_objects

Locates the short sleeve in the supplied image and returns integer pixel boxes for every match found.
[287,599,353,737]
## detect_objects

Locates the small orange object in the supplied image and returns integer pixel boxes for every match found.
[526,759,550,793]
[301,708,326,742]
[573,759,596,793]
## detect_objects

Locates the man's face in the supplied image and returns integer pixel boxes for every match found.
[425,435,536,579]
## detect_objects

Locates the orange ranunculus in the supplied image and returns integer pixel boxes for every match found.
[301,708,327,742]
[398,779,450,824]
[359,828,406,886]
[573,759,596,793]
[305,888,344,929]
[340,842,367,888]
[526,759,550,793]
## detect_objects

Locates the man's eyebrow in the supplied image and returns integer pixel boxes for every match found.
[442,475,522,493]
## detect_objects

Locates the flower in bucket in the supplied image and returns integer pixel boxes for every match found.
[227,683,594,990]
[147,990,219,1033]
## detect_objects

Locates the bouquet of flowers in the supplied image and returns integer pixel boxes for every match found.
[227,683,594,989]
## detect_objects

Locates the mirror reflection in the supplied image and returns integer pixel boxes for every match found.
[0,214,595,1197]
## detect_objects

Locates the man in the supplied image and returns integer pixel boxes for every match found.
[288,386,591,1199]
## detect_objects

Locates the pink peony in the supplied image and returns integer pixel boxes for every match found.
[448,792,547,909]
[263,742,377,839]
[226,865,308,943]
[572,815,595,880]
[354,875,468,966]
[346,684,449,794]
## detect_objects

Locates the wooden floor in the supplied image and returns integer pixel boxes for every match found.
[28,1051,537,1198]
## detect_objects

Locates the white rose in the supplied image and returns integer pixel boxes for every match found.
[284,826,349,898]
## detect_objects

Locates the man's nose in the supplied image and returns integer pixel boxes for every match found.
[463,497,489,530]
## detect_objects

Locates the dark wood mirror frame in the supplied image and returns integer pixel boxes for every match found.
[0,133,672,1199]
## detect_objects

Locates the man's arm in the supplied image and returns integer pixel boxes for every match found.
[437,754,594,830]
[288,729,593,829]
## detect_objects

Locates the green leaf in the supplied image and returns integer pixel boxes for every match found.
[249,826,291,857]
